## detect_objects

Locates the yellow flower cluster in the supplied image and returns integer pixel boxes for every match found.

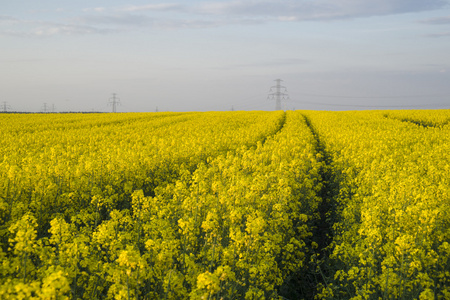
[1,111,311,299]
[304,110,450,299]
[147,111,323,298]
[384,109,450,128]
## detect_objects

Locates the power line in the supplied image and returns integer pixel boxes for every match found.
[290,99,449,108]
[297,91,450,99]
[234,96,271,110]
[292,90,449,108]
[233,94,268,110]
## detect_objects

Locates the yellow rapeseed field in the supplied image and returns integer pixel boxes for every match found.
[0,110,448,299]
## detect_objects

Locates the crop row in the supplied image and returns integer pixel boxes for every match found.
[383,109,450,128]
[304,110,450,299]
[0,111,290,299]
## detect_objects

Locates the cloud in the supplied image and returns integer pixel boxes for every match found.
[424,31,450,37]
[79,14,154,27]
[212,58,309,71]
[31,24,115,36]
[0,15,19,23]
[419,15,450,38]
[83,7,107,13]
[0,17,115,37]
[120,4,184,12]
[196,0,448,21]
[79,0,450,31]
[80,0,448,31]
[77,12,266,30]
[235,58,309,68]
[2,0,448,37]
[420,15,450,24]
[77,14,236,30]
[28,8,67,14]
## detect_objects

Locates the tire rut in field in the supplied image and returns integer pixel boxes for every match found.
[213,111,287,158]
[383,114,450,129]
[146,111,287,197]
[303,115,337,254]
[285,114,340,299]
[396,119,437,128]
[259,111,287,146]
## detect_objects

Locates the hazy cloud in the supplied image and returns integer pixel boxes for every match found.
[234,58,309,68]
[211,58,309,71]
[83,7,107,13]
[0,15,19,23]
[120,4,184,12]
[79,0,450,30]
[78,0,449,31]
[419,15,450,38]
[27,8,67,14]
[77,12,267,30]
[196,0,448,20]
[77,14,236,30]
[2,0,449,37]
[0,17,115,37]
[31,24,114,36]
[79,14,154,27]
[424,31,450,37]
[420,15,450,24]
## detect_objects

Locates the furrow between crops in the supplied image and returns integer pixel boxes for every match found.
[259,111,287,145]
[300,114,341,298]
[383,114,450,129]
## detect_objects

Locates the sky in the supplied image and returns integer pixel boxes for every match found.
[1,0,450,112]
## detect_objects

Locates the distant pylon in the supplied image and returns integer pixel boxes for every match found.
[109,93,121,113]
[41,103,49,113]
[2,101,11,112]
[267,79,289,110]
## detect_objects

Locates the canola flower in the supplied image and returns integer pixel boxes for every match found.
[304,110,450,299]
[383,109,450,128]
[0,111,296,298]
[0,110,448,299]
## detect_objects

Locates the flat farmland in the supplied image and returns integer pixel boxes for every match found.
[0,110,449,299]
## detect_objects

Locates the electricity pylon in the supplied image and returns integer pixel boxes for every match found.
[41,103,49,113]
[109,93,121,113]
[267,79,289,111]
[2,101,11,112]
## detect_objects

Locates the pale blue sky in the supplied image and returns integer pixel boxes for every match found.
[1,0,450,112]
